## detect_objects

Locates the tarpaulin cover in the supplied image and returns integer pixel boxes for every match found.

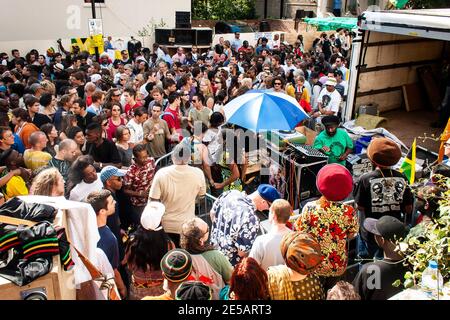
[304,17,358,31]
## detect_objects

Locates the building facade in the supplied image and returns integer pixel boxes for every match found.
[0,0,190,54]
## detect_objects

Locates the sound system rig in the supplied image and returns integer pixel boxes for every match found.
[286,144,329,164]
[155,11,213,47]
[268,142,328,210]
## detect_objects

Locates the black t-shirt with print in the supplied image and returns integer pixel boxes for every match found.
[353,260,407,300]
[354,169,413,240]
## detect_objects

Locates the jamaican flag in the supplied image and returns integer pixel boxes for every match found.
[71,36,104,55]
[400,138,416,184]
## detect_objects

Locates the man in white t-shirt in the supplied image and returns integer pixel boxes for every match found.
[149,143,206,247]
[126,107,148,145]
[313,77,342,125]
[249,199,293,271]
[282,56,297,76]
[69,156,104,202]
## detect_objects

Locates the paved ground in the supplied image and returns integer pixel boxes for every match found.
[381,109,444,153]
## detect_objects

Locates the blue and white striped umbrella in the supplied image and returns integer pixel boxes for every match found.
[223,89,309,131]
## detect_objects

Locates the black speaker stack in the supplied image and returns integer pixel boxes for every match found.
[155,28,212,46]
[176,11,191,29]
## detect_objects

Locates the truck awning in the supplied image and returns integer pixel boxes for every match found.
[360,9,450,41]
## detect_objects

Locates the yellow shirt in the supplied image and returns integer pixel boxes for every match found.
[4,175,29,200]
[23,150,52,171]
[286,84,310,104]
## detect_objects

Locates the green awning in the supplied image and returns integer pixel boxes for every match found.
[304,17,358,31]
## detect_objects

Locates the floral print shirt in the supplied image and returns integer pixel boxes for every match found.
[210,190,260,266]
[295,197,359,277]
[124,158,156,207]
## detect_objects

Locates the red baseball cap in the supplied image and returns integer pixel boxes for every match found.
[316,164,353,201]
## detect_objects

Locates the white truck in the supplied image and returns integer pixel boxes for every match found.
[343,9,450,123]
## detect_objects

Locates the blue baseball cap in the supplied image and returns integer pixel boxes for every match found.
[100,166,125,184]
[257,184,281,204]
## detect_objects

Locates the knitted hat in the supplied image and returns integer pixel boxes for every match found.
[257,184,281,204]
[316,164,353,201]
[367,137,402,167]
[160,249,192,283]
[175,281,212,300]
[280,232,323,275]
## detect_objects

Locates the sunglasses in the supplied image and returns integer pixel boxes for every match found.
[274,82,282,85]
[215,81,221,84]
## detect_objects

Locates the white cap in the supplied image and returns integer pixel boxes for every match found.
[140,202,165,231]
[90,74,102,83]
[54,63,64,71]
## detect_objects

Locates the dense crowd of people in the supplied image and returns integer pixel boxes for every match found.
[0,28,449,301]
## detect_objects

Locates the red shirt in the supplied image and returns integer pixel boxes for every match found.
[162,107,181,131]
[124,101,143,118]
[123,159,156,207]
[106,117,126,141]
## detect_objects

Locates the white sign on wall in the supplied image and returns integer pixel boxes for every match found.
[88,19,103,36]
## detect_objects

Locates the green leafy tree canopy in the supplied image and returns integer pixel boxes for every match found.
[192,0,256,20]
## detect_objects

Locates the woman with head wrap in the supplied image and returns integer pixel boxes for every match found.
[267,232,325,300]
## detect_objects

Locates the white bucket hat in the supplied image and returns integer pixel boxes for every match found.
[325,77,337,87]
[140,201,165,231]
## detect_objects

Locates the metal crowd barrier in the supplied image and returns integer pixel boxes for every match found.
[154,151,174,170]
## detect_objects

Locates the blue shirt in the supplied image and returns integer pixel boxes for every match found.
[12,133,25,154]
[97,225,119,269]
[334,0,342,9]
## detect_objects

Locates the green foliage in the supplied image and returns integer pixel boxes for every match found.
[397,176,450,287]
[192,0,256,20]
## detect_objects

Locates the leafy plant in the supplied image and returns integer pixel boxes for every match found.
[137,18,167,38]
[396,175,450,288]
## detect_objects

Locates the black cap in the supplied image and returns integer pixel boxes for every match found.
[363,216,409,242]
[175,281,212,300]
[322,115,340,127]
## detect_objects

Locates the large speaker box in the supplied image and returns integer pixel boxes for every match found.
[176,11,191,29]
[196,29,213,46]
[173,28,196,45]
[155,28,174,45]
